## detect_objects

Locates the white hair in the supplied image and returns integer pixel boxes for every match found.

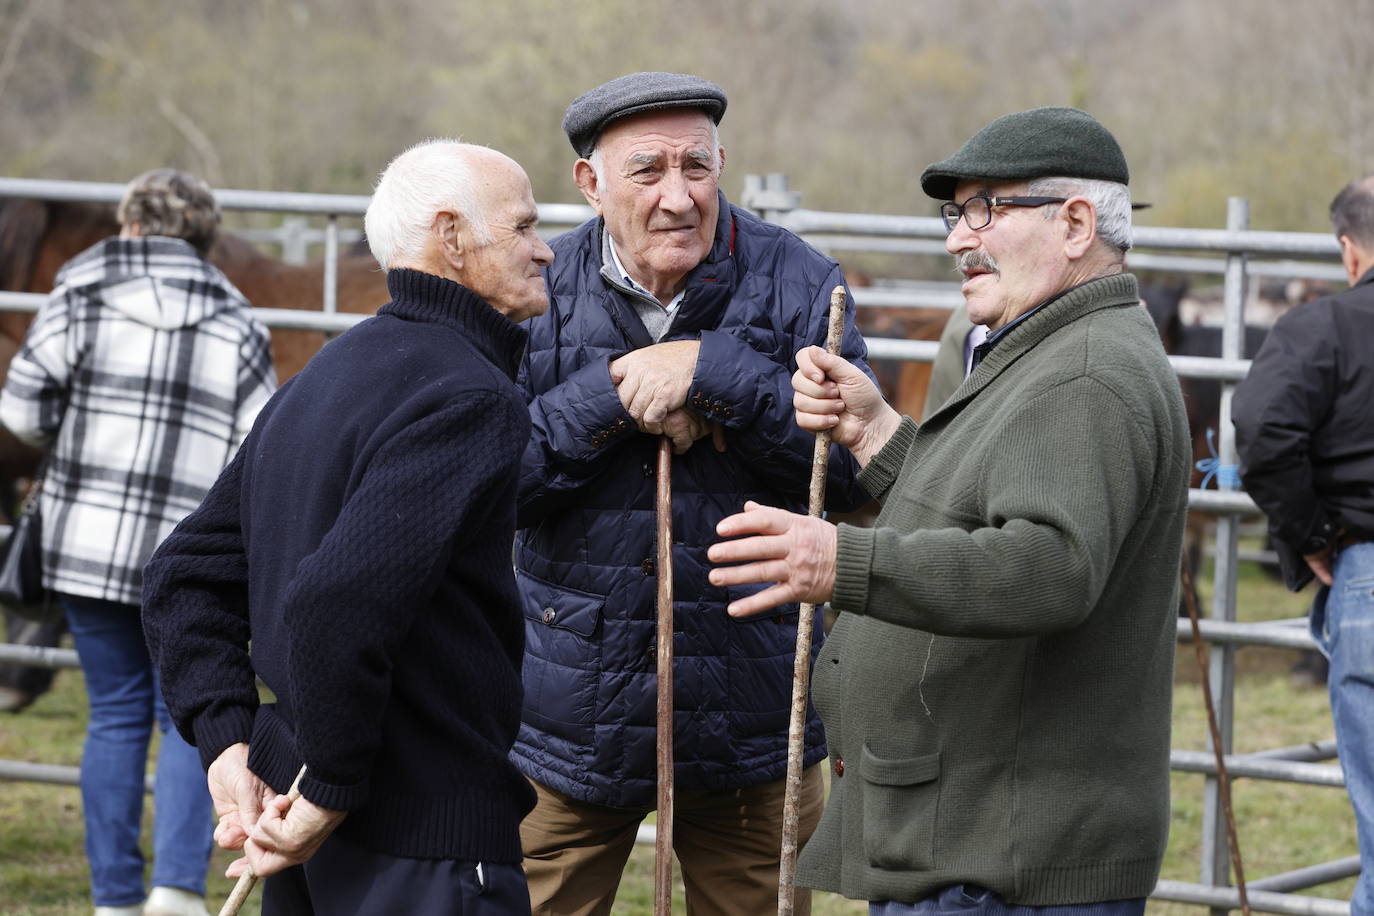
[1026,176,1133,252]
[365,139,493,270]
[587,122,721,184]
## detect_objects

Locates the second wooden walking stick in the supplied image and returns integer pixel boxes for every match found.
[655,435,675,916]
[778,286,848,916]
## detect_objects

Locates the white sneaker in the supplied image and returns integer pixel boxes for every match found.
[144,886,210,916]
[94,905,143,916]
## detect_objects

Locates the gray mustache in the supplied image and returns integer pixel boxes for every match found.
[956,250,999,276]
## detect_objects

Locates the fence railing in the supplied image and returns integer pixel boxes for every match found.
[0,174,1353,915]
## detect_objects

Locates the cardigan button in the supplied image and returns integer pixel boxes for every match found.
[833,756,844,778]
[641,557,656,576]
[542,607,556,625]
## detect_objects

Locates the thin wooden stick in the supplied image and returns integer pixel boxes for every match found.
[1181,559,1250,916]
[218,764,307,916]
[778,286,848,916]
[655,436,675,916]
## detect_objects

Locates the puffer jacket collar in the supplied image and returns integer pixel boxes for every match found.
[587,191,739,350]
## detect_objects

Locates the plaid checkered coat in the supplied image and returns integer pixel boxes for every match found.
[0,236,276,605]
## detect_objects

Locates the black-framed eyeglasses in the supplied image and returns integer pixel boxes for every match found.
[940,195,1067,233]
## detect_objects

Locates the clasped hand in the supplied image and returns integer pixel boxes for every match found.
[208,743,346,878]
[610,340,724,454]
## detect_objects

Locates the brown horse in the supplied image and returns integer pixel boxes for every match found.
[0,196,389,379]
[842,268,954,421]
[0,197,392,706]
[0,195,390,482]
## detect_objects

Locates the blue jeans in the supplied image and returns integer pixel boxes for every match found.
[870,885,1146,916]
[63,594,215,907]
[1311,541,1374,916]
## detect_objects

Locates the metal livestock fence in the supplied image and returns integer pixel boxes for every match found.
[0,173,1353,915]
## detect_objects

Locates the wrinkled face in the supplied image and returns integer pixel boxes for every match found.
[946,179,1069,330]
[461,158,554,323]
[580,109,723,298]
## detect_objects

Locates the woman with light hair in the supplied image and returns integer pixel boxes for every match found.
[0,169,276,916]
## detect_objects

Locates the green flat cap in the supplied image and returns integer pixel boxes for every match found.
[920,106,1128,200]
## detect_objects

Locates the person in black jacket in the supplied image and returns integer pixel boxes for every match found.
[1233,175,1374,916]
[141,139,553,916]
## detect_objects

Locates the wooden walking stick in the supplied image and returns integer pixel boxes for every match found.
[1181,559,1251,916]
[218,764,307,916]
[655,435,675,916]
[778,286,848,916]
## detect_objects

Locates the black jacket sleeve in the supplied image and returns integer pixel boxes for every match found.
[1232,304,1338,589]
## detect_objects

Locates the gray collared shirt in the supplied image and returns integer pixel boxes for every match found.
[602,231,685,342]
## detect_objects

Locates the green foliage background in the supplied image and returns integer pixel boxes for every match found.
[3,0,1372,232]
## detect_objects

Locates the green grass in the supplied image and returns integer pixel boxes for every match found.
[0,554,1356,914]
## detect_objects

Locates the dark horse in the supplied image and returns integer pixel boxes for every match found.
[1141,277,1285,620]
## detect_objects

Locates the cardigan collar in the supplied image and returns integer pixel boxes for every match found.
[380,268,529,379]
[929,272,1140,425]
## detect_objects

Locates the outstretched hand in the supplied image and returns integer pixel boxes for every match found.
[793,346,900,466]
[707,500,837,616]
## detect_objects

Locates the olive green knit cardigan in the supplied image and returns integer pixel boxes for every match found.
[800,273,1191,905]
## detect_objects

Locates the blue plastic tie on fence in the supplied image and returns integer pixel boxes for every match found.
[1195,427,1241,490]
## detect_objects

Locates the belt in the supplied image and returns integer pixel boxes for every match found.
[1338,531,1371,550]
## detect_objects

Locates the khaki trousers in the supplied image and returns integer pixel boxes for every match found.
[521,764,824,916]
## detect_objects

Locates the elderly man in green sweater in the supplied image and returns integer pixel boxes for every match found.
[709,107,1190,915]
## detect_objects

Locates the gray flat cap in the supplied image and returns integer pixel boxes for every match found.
[920,107,1129,200]
[563,72,727,157]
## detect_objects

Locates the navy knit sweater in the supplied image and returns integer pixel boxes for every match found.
[142,269,536,862]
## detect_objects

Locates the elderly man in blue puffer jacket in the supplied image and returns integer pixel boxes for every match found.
[512,71,873,916]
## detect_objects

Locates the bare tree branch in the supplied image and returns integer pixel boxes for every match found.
[55,15,225,183]
[0,0,45,102]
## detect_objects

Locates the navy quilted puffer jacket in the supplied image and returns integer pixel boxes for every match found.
[512,194,873,808]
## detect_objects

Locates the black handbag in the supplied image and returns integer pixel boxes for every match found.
[0,475,48,611]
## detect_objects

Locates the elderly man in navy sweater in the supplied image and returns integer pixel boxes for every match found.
[142,139,553,915]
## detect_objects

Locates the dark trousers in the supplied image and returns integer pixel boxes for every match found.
[263,832,530,916]
[869,885,1147,916]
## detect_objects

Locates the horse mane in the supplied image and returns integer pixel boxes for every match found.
[0,198,51,290]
